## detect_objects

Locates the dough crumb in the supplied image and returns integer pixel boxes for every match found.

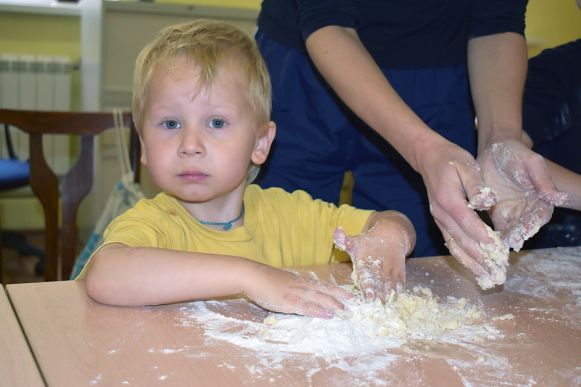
[476,225,509,290]
[492,313,515,321]
[263,315,278,325]
[468,186,496,210]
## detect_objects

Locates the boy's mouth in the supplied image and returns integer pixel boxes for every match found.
[178,171,209,182]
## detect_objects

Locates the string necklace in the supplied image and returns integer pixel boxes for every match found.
[196,205,244,231]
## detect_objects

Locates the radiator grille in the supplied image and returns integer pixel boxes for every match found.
[0,53,73,175]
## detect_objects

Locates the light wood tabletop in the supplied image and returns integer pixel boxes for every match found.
[6,247,581,386]
[0,285,45,387]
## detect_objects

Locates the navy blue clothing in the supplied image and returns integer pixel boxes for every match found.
[256,31,474,257]
[258,0,527,68]
[523,39,581,173]
[255,1,527,257]
[522,40,581,249]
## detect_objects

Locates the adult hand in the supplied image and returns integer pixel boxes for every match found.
[243,264,353,319]
[333,219,407,302]
[478,139,568,251]
[416,139,509,289]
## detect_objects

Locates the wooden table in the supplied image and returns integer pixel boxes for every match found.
[6,247,581,386]
[0,285,44,387]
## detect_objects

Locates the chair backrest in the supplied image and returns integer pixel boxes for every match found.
[0,109,141,281]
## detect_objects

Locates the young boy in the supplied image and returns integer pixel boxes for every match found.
[81,20,416,319]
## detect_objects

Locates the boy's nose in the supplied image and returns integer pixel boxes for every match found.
[178,129,205,157]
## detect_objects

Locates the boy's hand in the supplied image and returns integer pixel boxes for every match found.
[243,265,352,319]
[333,220,407,302]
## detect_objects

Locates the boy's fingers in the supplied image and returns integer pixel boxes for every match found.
[375,285,386,304]
[296,301,334,319]
[363,287,375,302]
[320,283,354,303]
[359,277,376,302]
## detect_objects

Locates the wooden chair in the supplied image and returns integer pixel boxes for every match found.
[0,109,141,281]
[0,123,44,282]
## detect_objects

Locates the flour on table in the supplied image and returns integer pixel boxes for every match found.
[504,247,581,328]
[178,283,513,386]
[257,285,493,363]
[492,313,515,321]
[181,285,498,360]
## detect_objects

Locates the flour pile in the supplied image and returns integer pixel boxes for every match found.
[180,286,499,360]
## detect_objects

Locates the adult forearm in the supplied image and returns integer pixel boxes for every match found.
[545,160,581,210]
[468,32,528,153]
[305,25,442,172]
[85,244,256,306]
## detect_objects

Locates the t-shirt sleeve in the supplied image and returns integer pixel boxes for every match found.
[75,201,168,279]
[468,0,527,39]
[285,189,372,264]
[296,0,359,41]
[100,213,166,248]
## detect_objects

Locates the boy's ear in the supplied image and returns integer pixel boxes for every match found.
[251,121,276,165]
[139,136,149,166]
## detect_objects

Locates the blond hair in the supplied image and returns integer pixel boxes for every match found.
[132,19,272,182]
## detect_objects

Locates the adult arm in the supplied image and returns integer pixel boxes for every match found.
[468,32,528,151]
[546,160,581,210]
[305,26,499,280]
[469,33,567,249]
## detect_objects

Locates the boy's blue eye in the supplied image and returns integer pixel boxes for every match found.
[209,118,225,129]
[163,119,181,129]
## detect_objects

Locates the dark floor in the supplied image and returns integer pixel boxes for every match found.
[1,231,44,284]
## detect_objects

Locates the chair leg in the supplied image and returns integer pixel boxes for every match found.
[0,231,3,284]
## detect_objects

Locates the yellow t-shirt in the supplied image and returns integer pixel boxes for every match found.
[78,185,372,278]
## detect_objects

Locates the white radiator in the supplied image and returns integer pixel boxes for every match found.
[0,53,73,175]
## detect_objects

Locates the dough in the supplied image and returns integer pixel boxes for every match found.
[263,286,483,340]
[477,225,509,289]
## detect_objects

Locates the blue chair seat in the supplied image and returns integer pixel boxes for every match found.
[0,159,30,190]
